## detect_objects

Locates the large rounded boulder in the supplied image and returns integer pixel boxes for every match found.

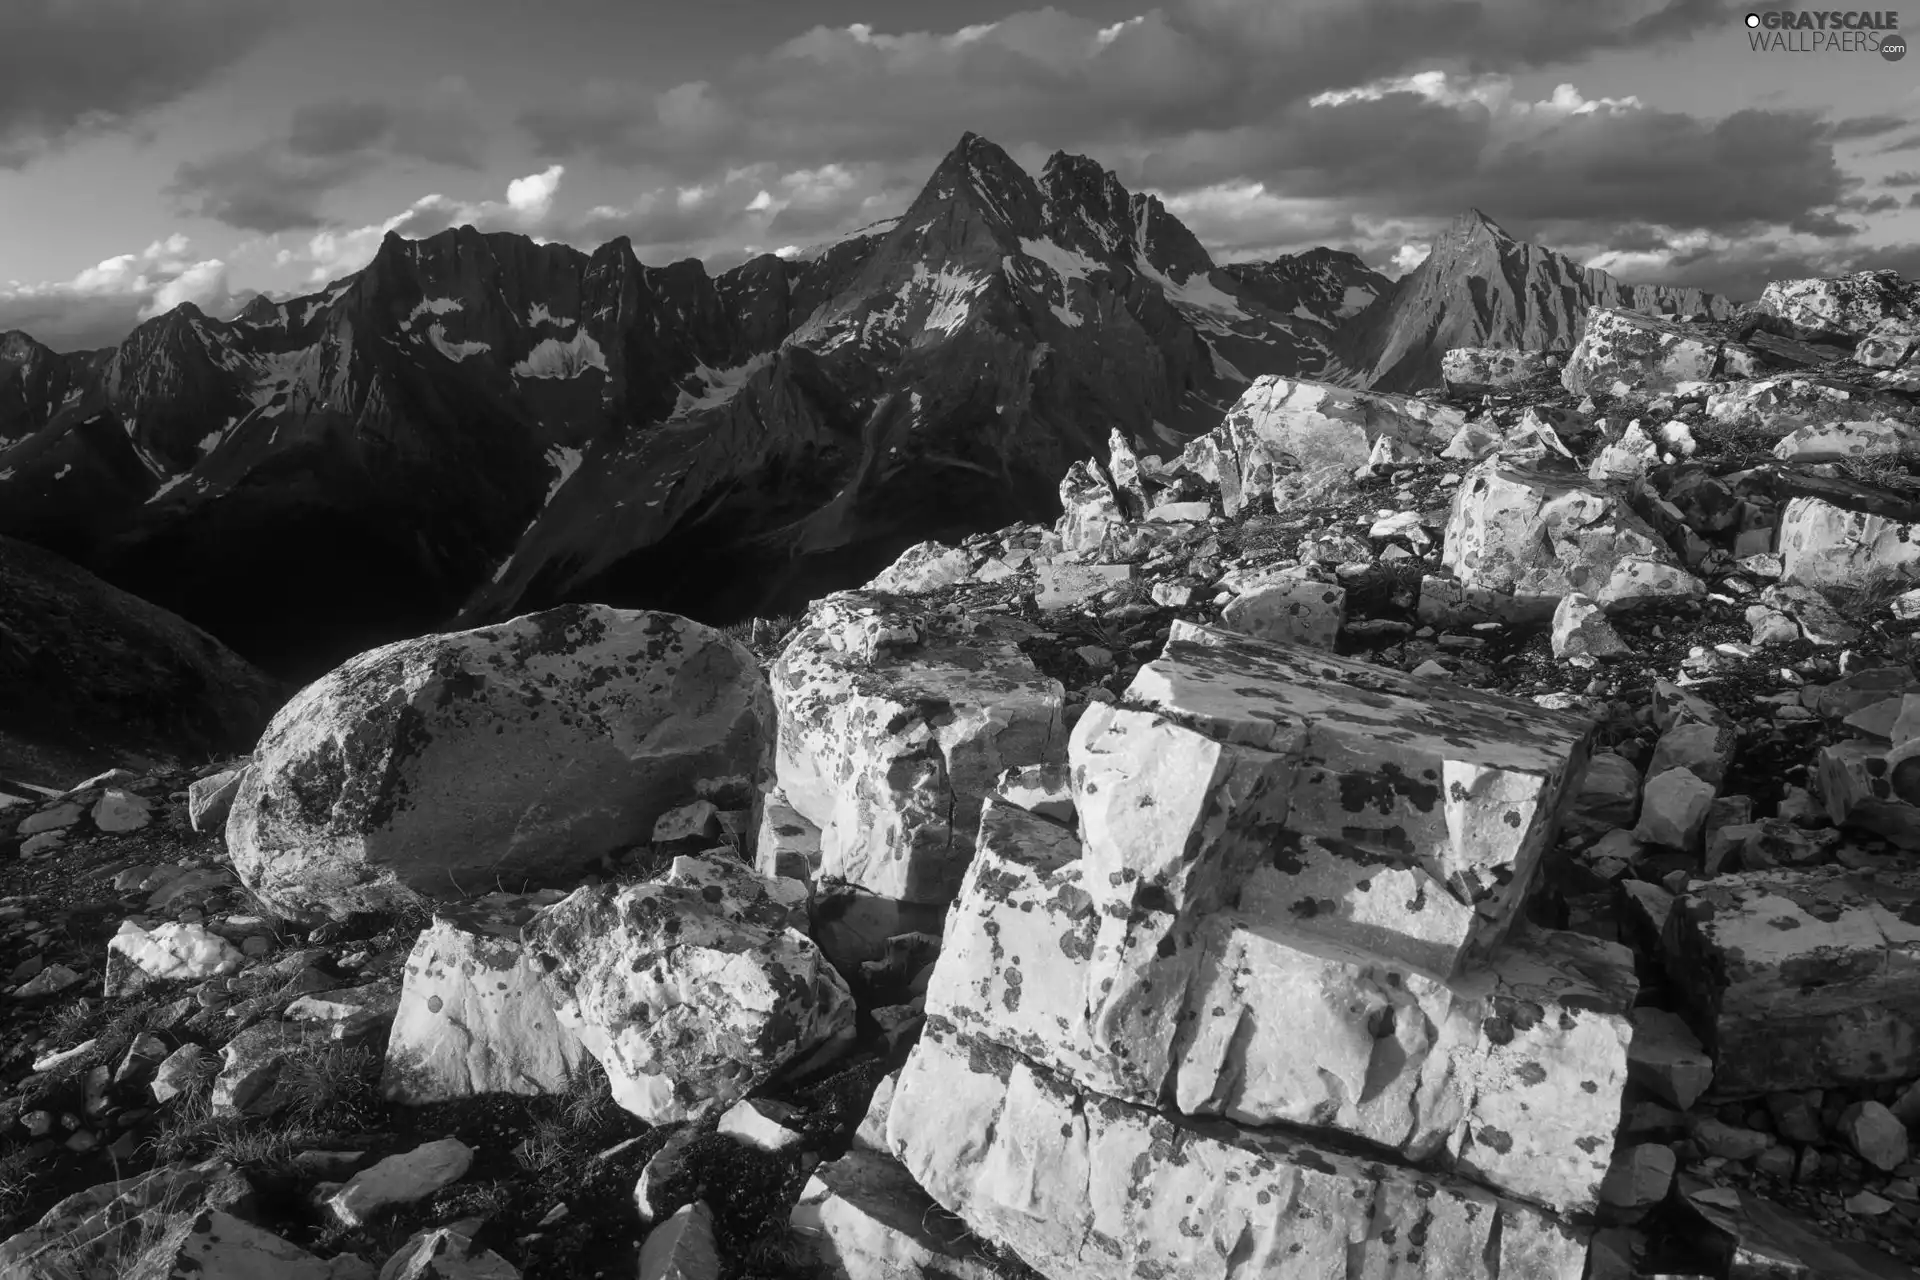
[226,605,774,922]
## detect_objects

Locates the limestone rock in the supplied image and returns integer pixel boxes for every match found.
[227,604,773,923]
[1626,1007,1714,1110]
[91,788,152,833]
[1705,375,1891,434]
[1663,866,1920,1094]
[1118,624,1594,977]
[1562,307,1722,396]
[1033,562,1133,611]
[18,802,83,835]
[637,1202,720,1280]
[1217,579,1345,649]
[212,1022,318,1119]
[1772,418,1920,464]
[105,919,246,997]
[1633,768,1715,850]
[770,592,1064,905]
[523,854,855,1122]
[382,898,589,1104]
[380,1221,518,1280]
[0,1160,253,1279]
[1599,1144,1676,1216]
[752,789,821,883]
[152,1042,216,1102]
[1778,496,1920,594]
[1056,459,1124,556]
[864,541,974,595]
[1551,593,1629,664]
[887,1022,1589,1280]
[1443,460,1702,618]
[189,767,248,833]
[1838,1100,1910,1172]
[716,1097,804,1153]
[788,1144,1018,1280]
[1182,376,1467,509]
[931,792,1635,1214]
[1442,347,1552,395]
[1646,721,1736,791]
[166,1209,378,1279]
[324,1139,472,1230]
[1755,269,1920,345]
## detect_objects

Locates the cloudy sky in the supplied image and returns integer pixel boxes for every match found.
[3,0,1918,350]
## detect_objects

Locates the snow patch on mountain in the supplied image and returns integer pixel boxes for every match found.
[427,324,490,362]
[671,352,772,416]
[917,265,991,337]
[543,445,583,504]
[527,303,574,328]
[1050,301,1083,328]
[1137,260,1247,319]
[400,296,463,332]
[1018,238,1104,284]
[1339,285,1377,316]
[148,473,191,503]
[53,464,71,480]
[513,330,607,379]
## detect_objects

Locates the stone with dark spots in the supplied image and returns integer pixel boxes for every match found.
[227,604,772,922]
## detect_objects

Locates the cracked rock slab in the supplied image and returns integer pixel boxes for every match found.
[929,794,1635,1214]
[887,1020,1589,1280]
[1115,624,1595,977]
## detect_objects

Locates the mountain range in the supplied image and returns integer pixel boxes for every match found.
[0,132,1728,680]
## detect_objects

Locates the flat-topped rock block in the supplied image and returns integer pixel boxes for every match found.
[930,794,1636,1214]
[770,592,1065,906]
[1115,624,1595,976]
[1562,307,1722,395]
[1662,866,1920,1097]
[887,1021,1590,1280]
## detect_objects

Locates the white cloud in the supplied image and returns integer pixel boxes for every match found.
[0,233,242,350]
[1389,243,1432,275]
[505,164,564,217]
[1308,72,1641,119]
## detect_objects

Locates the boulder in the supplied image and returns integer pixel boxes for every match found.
[382,894,589,1104]
[1598,1144,1675,1216]
[324,1138,473,1230]
[788,1072,1018,1280]
[1838,1100,1911,1172]
[104,919,246,998]
[1550,593,1629,664]
[887,1022,1589,1280]
[1442,460,1702,618]
[1056,459,1125,556]
[188,767,247,833]
[1705,375,1896,434]
[380,1221,517,1280]
[1119,624,1596,977]
[751,788,821,883]
[637,1202,720,1280]
[1772,418,1920,463]
[212,1022,319,1119]
[1182,376,1466,505]
[1216,579,1345,649]
[0,1160,253,1279]
[1033,562,1133,610]
[91,788,151,833]
[227,604,773,922]
[770,592,1063,905]
[1755,269,1920,346]
[1562,308,1723,396]
[1625,1007,1714,1110]
[1778,496,1920,593]
[523,854,854,1122]
[164,1209,377,1279]
[1662,866,1920,1095]
[1442,347,1553,395]
[1633,768,1715,850]
[931,792,1633,1213]
[864,541,974,595]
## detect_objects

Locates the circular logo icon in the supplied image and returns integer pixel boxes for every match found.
[1745,11,1760,26]
[1883,31,1908,60]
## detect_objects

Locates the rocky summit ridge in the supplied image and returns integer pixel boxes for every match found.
[0,266,1918,1279]
[1,133,1725,688]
